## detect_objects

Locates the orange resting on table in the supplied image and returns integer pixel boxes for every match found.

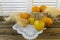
[40,5,47,12]
[32,6,40,12]
[42,17,53,27]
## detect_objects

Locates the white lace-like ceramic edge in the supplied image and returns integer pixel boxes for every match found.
[12,24,46,39]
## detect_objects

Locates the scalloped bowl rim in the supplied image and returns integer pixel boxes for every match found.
[12,24,46,39]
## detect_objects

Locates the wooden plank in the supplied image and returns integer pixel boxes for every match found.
[48,25,60,28]
[35,39,60,40]
[0,21,60,28]
[0,28,18,35]
[0,16,4,21]
[0,28,59,40]
[0,34,60,40]
[35,28,60,39]
[44,28,60,33]
[36,33,60,39]
[0,28,60,35]
[0,35,25,40]
[0,21,15,25]
[0,27,60,35]
[0,22,60,28]
[0,24,14,28]
[0,22,15,28]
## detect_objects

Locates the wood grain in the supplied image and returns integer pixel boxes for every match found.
[0,16,60,40]
[0,35,25,40]
[0,28,18,35]
[0,27,60,40]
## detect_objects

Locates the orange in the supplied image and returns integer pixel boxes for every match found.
[21,13,30,19]
[40,5,47,12]
[32,6,40,12]
[42,17,53,26]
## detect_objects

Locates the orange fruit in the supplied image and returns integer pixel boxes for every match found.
[40,5,47,12]
[42,17,53,26]
[21,13,30,19]
[32,6,40,12]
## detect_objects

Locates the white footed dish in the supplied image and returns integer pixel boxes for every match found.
[12,24,46,40]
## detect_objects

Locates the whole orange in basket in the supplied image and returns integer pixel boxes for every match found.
[40,5,47,12]
[21,13,30,19]
[32,6,40,12]
[42,17,53,27]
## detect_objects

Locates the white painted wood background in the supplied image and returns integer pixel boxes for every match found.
[0,0,59,16]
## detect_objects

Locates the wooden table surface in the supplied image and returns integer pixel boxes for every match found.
[0,16,60,40]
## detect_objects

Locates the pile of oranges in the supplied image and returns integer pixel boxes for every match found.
[20,5,47,19]
[31,5,53,31]
[18,5,53,31]
[34,17,53,31]
[32,5,47,12]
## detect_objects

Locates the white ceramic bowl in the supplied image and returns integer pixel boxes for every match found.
[12,24,46,40]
